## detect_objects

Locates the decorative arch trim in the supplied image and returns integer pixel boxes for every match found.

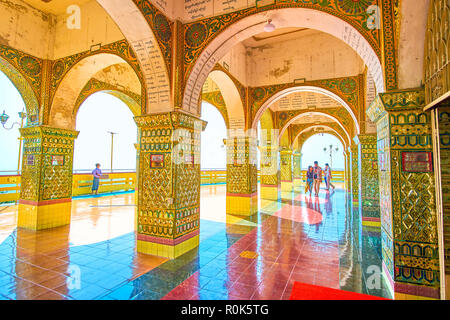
[0,56,40,125]
[293,125,348,151]
[74,78,142,117]
[278,110,352,144]
[183,7,385,115]
[208,70,245,130]
[252,86,360,134]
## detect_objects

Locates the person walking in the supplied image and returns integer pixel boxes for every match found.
[92,163,102,195]
[324,163,335,191]
[305,165,314,196]
[313,161,323,197]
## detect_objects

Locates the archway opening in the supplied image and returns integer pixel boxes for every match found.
[69,91,138,246]
[301,133,345,176]
[200,101,227,223]
[0,71,26,175]
[74,92,137,173]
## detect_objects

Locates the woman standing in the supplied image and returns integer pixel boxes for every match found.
[92,163,102,195]
[305,166,314,196]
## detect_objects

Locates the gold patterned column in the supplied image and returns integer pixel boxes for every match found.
[423,0,450,299]
[134,112,206,259]
[280,148,293,192]
[343,150,351,192]
[429,101,450,299]
[18,126,79,230]
[357,134,380,228]
[368,89,440,300]
[350,143,360,208]
[226,135,258,216]
[293,151,302,187]
[259,145,280,201]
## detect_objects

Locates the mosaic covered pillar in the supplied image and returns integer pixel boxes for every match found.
[225,135,258,216]
[368,89,441,300]
[429,100,450,299]
[293,151,302,187]
[280,148,293,192]
[135,112,206,259]
[357,134,380,228]
[343,150,351,192]
[18,126,79,230]
[349,143,360,209]
[259,145,280,201]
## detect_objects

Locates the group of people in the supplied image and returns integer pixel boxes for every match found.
[305,161,335,196]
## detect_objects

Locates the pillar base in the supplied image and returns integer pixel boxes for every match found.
[260,185,280,201]
[281,181,293,192]
[226,193,257,216]
[137,232,200,259]
[382,261,440,300]
[17,199,72,230]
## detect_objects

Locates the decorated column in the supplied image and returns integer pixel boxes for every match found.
[18,126,79,230]
[429,101,450,299]
[367,89,440,300]
[259,145,280,201]
[135,112,206,259]
[280,148,293,192]
[226,135,258,216]
[357,134,380,228]
[293,151,302,187]
[349,143,360,209]
[343,150,351,192]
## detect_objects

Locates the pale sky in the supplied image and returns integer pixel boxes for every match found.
[201,102,227,169]
[0,72,25,173]
[74,92,138,172]
[1,72,344,173]
[301,133,345,170]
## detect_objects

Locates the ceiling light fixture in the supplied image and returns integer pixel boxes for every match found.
[264,19,276,32]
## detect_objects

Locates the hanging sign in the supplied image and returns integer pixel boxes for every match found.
[26,155,35,166]
[150,154,164,168]
[51,155,64,166]
[401,152,433,172]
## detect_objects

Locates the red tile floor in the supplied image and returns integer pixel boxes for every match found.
[0,184,391,300]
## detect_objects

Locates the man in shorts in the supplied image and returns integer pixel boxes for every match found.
[313,161,323,196]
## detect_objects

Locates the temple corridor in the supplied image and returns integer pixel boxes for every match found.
[0,185,390,300]
[0,0,448,302]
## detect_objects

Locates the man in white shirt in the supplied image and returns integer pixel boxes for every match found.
[324,163,335,191]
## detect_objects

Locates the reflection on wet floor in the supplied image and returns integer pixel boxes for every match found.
[0,184,391,300]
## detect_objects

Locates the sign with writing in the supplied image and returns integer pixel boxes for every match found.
[150,154,165,168]
[372,160,378,170]
[185,154,194,167]
[401,152,433,172]
[51,155,64,166]
[26,155,35,166]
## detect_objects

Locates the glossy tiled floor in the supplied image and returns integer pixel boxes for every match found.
[0,184,391,300]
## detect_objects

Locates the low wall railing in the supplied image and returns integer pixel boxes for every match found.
[0,169,345,204]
